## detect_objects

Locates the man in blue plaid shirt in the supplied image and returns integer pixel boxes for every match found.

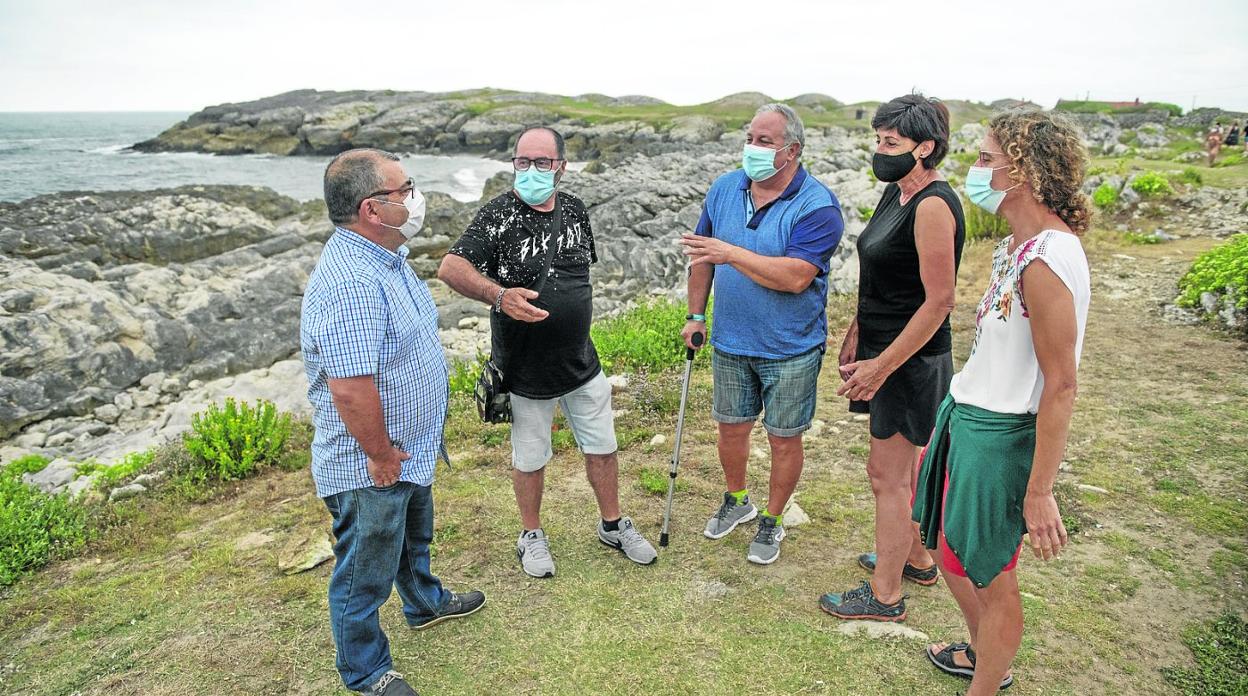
[301,148,485,696]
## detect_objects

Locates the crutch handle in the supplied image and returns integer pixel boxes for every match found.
[686,331,704,360]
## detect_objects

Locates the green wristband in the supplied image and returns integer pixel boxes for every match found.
[686,313,706,322]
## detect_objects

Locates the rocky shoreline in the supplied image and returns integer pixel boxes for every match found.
[1,128,883,466]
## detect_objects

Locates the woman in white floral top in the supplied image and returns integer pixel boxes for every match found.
[913,110,1092,694]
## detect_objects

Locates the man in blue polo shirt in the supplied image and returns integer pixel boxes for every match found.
[680,104,844,566]
[302,148,486,695]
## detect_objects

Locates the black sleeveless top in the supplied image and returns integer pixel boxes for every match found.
[855,180,965,356]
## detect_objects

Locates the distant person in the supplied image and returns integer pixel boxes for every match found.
[302,148,486,696]
[680,103,844,565]
[818,94,965,623]
[1206,122,1223,166]
[916,110,1091,694]
[438,126,658,579]
[1226,120,1241,148]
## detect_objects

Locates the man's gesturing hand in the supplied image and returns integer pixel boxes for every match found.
[499,287,549,322]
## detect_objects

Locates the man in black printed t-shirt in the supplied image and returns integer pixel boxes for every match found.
[438,126,657,578]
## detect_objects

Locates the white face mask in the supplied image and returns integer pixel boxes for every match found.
[376,188,427,240]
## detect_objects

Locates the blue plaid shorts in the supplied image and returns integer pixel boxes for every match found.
[711,346,824,437]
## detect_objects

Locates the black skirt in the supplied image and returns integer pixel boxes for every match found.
[848,343,953,446]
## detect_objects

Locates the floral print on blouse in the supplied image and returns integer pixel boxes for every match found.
[968,233,1052,357]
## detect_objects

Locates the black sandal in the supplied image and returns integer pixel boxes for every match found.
[926,642,1014,689]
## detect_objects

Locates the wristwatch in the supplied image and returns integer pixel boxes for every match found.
[686,313,706,322]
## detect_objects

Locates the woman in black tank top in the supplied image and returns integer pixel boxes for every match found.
[819,94,966,623]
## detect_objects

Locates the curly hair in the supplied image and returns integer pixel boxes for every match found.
[989,110,1092,234]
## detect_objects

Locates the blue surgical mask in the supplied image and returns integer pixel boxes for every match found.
[742,143,790,182]
[964,165,1019,214]
[514,167,557,206]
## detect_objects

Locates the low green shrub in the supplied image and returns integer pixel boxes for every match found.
[1177,234,1248,309]
[1092,182,1119,209]
[592,299,712,373]
[180,398,293,484]
[1173,167,1203,186]
[449,354,487,396]
[1130,171,1174,198]
[1122,231,1162,245]
[0,457,90,586]
[3,454,50,478]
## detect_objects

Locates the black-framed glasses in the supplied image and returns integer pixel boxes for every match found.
[512,157,563,172]
[359,177,415,207]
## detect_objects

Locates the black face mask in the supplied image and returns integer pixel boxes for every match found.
[872,148,921,182]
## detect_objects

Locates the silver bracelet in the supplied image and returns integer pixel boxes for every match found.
[492,287,507,313]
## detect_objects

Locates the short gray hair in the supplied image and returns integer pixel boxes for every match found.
[755,103,805,148]
[324,148,401,225]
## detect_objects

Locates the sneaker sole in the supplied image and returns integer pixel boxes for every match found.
[857,556,940,587]
[746,527,786,565]
[924,647,1014,689]
[704,507,758,540]
[819,603,908,622]
[517,548,555,578]
[412,595,487,631]
[598,536,657,565]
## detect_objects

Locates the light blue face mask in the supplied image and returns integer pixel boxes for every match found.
[514,167,557,206]
[742,143,791,182]
[964,165,1019,214]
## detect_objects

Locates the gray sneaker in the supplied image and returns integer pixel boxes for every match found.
[364,670,418,695]
[704,492,758,539]
[598,517,658,565]
[747,514,786,565]
[517,528,555,578]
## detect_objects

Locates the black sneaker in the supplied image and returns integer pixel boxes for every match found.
[364,670,418,695]
[926,642,1014,690]
[818,580,907,622]
[858,552,940,586]
[410,590,486,630]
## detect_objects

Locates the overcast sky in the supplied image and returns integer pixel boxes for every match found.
[2,0,1246,113]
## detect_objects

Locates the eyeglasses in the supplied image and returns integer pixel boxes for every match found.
[359,177,415,207]
[512,157,563,172]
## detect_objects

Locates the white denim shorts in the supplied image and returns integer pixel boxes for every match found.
[510,370,618,472]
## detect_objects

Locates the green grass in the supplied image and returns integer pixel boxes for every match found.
[1163,615,1248,696]
[441,91,995,134]
[1091,156,1248,189]
[1054,100,1183,117]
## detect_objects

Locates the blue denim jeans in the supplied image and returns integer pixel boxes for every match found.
[323,482,449,691]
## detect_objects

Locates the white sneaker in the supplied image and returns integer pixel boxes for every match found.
[598,517,658,565]
[517,528,555,578]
